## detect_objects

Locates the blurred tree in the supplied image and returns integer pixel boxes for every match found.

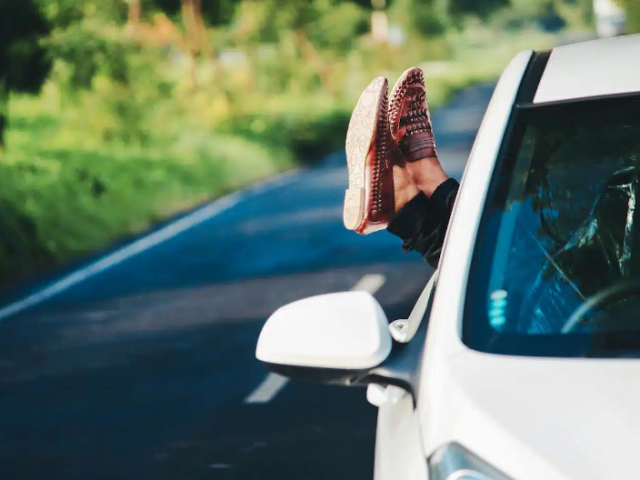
[444,0,510,21]
[38,0,134,92]
[577,0,594,25]
[615,0,640,32]
[307,0,368,55]
[408,0,448,36]
[388,0,447,39]
[232,0,331,91]
[232,0,369,55]
[536,1,567,32]
[124,0,231,90]
[129,0,142,24]
[38,0,129,28]
[347,0,397,9]
[0,0,52,149]
[149,0,237,26]
[181,0,206,88]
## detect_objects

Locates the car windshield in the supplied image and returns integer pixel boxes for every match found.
[464,94,640,357]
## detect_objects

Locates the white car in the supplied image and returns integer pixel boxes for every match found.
[256,34,640,480]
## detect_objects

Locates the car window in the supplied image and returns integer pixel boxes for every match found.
[464,94,640,357]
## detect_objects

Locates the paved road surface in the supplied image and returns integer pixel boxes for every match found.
[0,84,493,480]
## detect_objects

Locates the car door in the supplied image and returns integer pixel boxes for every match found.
[372,273,437,480]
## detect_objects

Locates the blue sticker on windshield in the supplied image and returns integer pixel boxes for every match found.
[489,290,508,329]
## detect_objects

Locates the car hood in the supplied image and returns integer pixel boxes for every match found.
[424,350,640,480]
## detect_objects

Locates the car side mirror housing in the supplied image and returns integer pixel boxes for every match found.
[256,292,392,385]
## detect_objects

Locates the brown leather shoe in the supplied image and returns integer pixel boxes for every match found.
[388,67,437,164]
[344,77,395,235]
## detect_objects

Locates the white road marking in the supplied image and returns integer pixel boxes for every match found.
[244,373,289,404]
[350,273,386,295]
[0,172,299,322]
[245,273,387,404]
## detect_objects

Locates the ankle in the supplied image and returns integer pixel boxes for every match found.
[395,185,420,212]
[406,156,449,198]
[393,165,420,212]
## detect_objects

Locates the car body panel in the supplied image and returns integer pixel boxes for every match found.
[416,48,533,469]
[368,49,533,480]
[374,389,428,480]
[379,38,640,479]
[534,34,640,104]
[445,351,640,479]
[410,38,640,480]
[421,351,566,480]
[373,275,437,480]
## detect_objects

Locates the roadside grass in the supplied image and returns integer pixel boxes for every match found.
[1,97,294,285]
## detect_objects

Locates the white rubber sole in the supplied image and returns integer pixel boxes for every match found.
[343,77,388,231]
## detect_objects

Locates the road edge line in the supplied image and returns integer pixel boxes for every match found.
[0,170,301,322]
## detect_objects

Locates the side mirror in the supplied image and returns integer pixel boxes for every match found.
[256,291,392,385]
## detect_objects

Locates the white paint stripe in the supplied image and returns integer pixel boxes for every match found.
[350,273,386,295]
[0,172,299,322]
[245,273,387,404]
[244,373,289,404]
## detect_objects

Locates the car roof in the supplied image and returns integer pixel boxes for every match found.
[534,34,640,104]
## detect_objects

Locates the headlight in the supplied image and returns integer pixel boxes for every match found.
[429,443,512,480]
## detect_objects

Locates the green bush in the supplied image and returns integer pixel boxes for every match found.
[218,106,351,164]
[616,0,640,33]
[0,96,294,285]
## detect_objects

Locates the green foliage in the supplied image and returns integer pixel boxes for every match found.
[536,1,567,32]
[489,0,591,32]
[0,0,51,93]
[232,0,325,44]
[616,0,640,32]
[37,0,129,27]
[445,0,510,21]
[149,0,237,26]
[307,0,369,52]
[576,0,594,25]
[43,9,136,91]
[0,95,294,285]
[220,106,352,163]
[409,0,449,36]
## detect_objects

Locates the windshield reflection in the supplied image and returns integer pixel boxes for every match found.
[466,95,640,356]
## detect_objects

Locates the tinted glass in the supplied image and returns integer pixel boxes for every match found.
[464,95,640,357]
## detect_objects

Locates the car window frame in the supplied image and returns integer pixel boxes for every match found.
[462,92,640,358]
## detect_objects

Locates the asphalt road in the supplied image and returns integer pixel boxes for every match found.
[0,84,493,480]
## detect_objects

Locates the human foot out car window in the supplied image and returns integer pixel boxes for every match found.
[465,94,640,357]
